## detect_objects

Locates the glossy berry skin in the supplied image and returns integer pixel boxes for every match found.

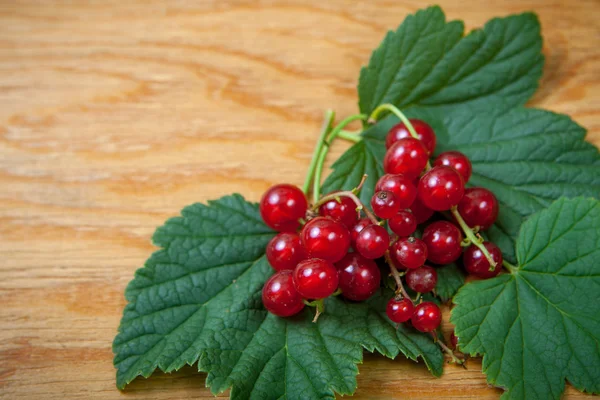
[388,210,417,237]
[434,151,472,183]
[355,224,390,259]
[457,188,499,230]
[463,242,503,279]
[301,217,350,263]
[350,218,371,248]
[293,258,339,299]
[386,119,437,155]
[335,253,381,301]
[319,195,358,229]
[409,197,434,224]
[262,270,305,317]
[260,184,308,232]
[422,221,463,265]
[418,166,465,211]
[390,237,427,269]
[411,302,442,332]
[450,332,459,349]
[386,298,414,323]
[371,191,401,220]
[375,174,417,209]
[405,265,438,293]
[266,233,306,271]
[383,138,429,180]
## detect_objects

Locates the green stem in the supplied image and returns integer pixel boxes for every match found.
[369,103,431,169]
[312,114,368,203]
[503,260,518,273]
[337,130,362,143]
[431,332,464,365]
[450,206,498,270]
[302,110,335,194]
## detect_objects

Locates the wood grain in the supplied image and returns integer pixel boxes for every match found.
[1,0,598,399]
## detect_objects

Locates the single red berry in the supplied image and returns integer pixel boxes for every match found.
[301,217,350,263]
[405,265,438,293]
[386,297,414,323]
[260,184,308,232]
[417,166,465,211]
[383,138,429,180]
[335,253,381,301]
[350,218,371,248]
[266,232,306,271]
[293,258,339,299]
[388,210,417,237]
[319,195,359,229]
[355,224,390,259]
[434,151,472,183]
[371,191,401,220]
[411,302,442,332]
[457,188,499,230]
[375,174,417,209]
[450,332,459,349]
[463,242,503,279]
[390,237,427,269]
[422,221,463,265]
[262,270,305,317]
[386,119,437,155]
[409,197,434,224]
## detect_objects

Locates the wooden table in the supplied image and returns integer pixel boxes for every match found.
[1,1,598,399]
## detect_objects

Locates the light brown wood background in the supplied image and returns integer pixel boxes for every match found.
[1,0,598,399]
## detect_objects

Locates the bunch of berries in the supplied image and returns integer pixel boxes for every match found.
[259,119,503,333]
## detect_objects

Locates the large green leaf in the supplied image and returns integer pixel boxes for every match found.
[113,195,443,399]
[451,197,600,399]
[322,107,600,263]
[358,6,543,116]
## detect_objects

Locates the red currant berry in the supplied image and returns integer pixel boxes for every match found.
[434,151,472,183]
[409,197,434,224]
[457,188,499,230]
[355,224,390,259]
[417,166,465,211]
[463,242,503,279]
[371,191,401,219]
[411,302,442,332]
[375,174,417,209]
[335,253,381,301]
[405,265,438,293]
[386,297,414,323]
[422,221,463,265]
[293,258,339,299]
[390,237,427,269]
[450,332,459,349]
[301,217,350,263]
[388,210,417,237]
[383,138,429,180]
[319,195,358,229]
[262,270,305,317]
[386,119,437,155]
[350,218,371,248]
[260,184,308,232]
[266,232,306,271]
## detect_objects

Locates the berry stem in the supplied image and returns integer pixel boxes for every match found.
[337,130,362,143]
[312,114,368,203]
[303,110,335,195]
[450,206,498,270]
[312,189,379,225]
[369,103,431,169]
[430,332,464,365]
[385,251,411,300]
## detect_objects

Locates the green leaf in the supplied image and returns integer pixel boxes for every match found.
[435,263,465,302]
[358,6,543,116]
[322,107,600,263]
[451,197,600,399]
[113,194,443,399]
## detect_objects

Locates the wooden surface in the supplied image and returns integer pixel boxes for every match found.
[1,1,598,399]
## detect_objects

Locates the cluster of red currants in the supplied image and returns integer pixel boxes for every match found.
[259,119,503,334]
